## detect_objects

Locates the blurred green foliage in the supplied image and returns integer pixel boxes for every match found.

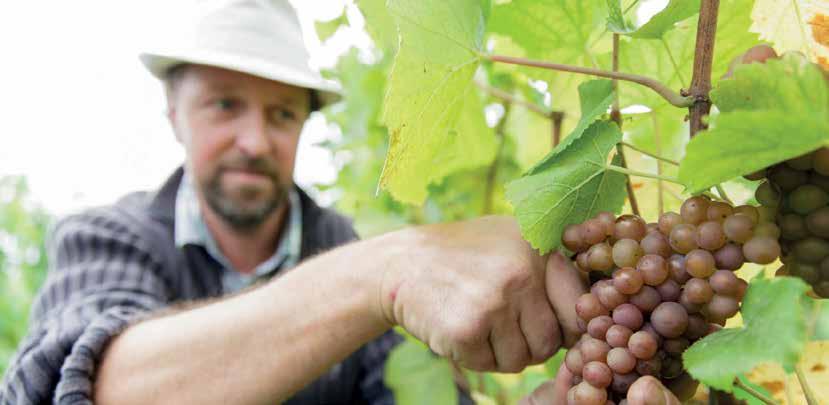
[0,176,51,376]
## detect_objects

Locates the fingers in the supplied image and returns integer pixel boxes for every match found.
[519,294,562,364]
[627,376,682,405]
[490,316,531,372]
[545,252,588,347]
[723,44,779,78]
[519,362,572,405]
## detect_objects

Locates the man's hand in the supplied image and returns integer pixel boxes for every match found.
[381,217,586,372]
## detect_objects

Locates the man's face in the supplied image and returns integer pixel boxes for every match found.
[168,65,311,230]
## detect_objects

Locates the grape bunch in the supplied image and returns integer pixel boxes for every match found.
[560,196,780,404]
[750,148,829,297]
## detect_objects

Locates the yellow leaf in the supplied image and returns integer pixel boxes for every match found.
[750,0,829,70]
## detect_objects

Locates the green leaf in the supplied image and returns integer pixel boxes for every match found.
[630,0,700,39]
[683,276,812,391]
[379,0,488,204]
[506,120,627,253]
[356,0,399,54]
[544,349,566,377]
[606,0,635,33]
[528,79,615,175]
[385,338,458,405]
[314,13,347,43]
[679,55,829,193]
[812,298,829,341]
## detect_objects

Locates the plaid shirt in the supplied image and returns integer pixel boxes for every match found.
[0,168,407,405]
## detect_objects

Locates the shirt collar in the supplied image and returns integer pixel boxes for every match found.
[174,170,303,279]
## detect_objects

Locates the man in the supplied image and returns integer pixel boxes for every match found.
[0,1,585,404]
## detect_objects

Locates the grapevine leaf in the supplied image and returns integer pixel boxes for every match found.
[506,120,626,253]
[812,299,829,341]
[750,0,829,70]
[379,0,488,204]
[429,87,497,180]
[684,276,812,391]
[606,0,635,34]
[356,0,400,54]
[528,79,615,175]
[679,55,829,193]
[385,338,458,405]
[314,13,347,43]
[631,0,701,39]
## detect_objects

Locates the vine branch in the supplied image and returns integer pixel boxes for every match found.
[620,142,679,166]
[688,0,720,137]
[487,54,694,108]
[795,364,819,405]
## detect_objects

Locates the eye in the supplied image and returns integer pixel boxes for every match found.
[270,108,297,123]
[214,98,239,111]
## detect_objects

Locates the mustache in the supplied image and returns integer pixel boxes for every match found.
[218,157,281,180]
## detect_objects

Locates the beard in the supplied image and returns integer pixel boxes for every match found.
[202,156,288,231]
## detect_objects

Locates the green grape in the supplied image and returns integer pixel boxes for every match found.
[612,238,644,268]
[810,172,829,193]
[744,236,782,264]
[768,164,808,191]
[733,205,760,224]
[788,184,829,215]
[786,152,814,171]
[790,261,820,284]
[755,181,780,207]
[806,206,829,238]
[792,237,829,264]
[778,213,809,241]
[813,147,829,176]
[753,222,781,239]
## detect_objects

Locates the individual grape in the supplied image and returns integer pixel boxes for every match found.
[813,147,829,176]
[587,315,614,339]
[658,212,683,236]
[679,290,703,314]
[820,256,829,279]
[606,325,633,348]
[753,222,781,239]
[680,196,710,225]
[636,357,663,376]
[576,252,591,273]
[663,338,690,355]
[612,238,644,268]
[614,215,647,241]
[650,302,689,338]
[628,331,658,360]
[707,201,735,222]
[696,220,727,251]
[613,267,644,295]
[566,347,585,376]
[639,323,663,346]
[789,184,829,214]
[656,279,681,302]
[611,373,639,394]
[806,206,829,238]
[704,294,740,324]
[661,357,684,379]
[596,281,629,310]
[587,243,615,271]
[666,373,701,402]
[768,164,808,191]
[722,214,754,243]
[685,249,716,278]
[581,338,611,363]
[744,236,782,264]
[667,254,691,283]
[790,261,820,284]
[786,152,814,171]
[779,213,809,240]
[669,224,698,254]
[613,303,644,330]
[755,181,781,207]
[629,286,661,313]
[684,278,714,305]
[596,211,617,236]
[810,171,829,192]
[607,347,637,374]
[713,243,745,270]
[570,381,608,405]
[582,218,608,245]
[637,254,669,286]
[576,293,609,321]
[563,224,587,252]
[758,205,778,223]
[735,279,748,301]
[684,315,708,340]
[640,232,672,258]
[583,361,613,388]
[709,270,741,296]
[793,237,829,263]
[733,205,760,224]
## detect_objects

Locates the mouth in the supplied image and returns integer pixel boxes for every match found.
[222,168,273,185]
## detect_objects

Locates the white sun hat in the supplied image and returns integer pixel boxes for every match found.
[139,0,340,106]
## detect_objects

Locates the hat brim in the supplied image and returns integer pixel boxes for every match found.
[139,50,341,107]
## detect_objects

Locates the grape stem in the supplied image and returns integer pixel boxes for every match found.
[795,364,819,405]
[733,378,779,405]
[619,142,679,166]
[604,165,684,185]
[474,81,552,118]
[487,54,695,108]
[715,184,733,204]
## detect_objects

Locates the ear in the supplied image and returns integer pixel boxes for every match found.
[164,92,184,144]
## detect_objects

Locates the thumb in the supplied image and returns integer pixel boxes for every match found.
[626,376,681,405]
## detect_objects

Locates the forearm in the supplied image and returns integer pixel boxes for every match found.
[94,232,402,405]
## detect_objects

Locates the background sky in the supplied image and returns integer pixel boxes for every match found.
[0,0,665,216]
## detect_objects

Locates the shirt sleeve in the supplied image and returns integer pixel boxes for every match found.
[0,213,172,404]
[356,330,475,405]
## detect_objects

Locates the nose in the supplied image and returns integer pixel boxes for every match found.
[235,110,273,157]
